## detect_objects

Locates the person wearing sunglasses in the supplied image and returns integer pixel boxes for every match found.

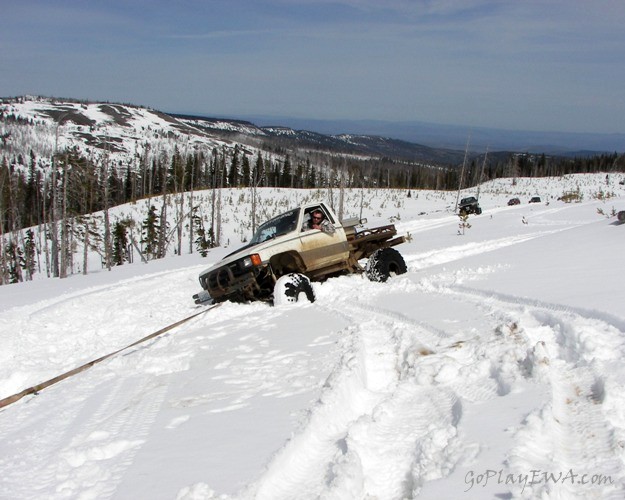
[302,209,336,234]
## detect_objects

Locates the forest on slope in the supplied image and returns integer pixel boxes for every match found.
[1,96,624,286]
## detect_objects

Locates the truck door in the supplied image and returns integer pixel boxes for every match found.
[299,206,350,270]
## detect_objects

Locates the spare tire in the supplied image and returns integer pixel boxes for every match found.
[273,273,316,305]
[366,247,407,282]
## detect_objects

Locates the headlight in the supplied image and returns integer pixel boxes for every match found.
[241,254,262,268]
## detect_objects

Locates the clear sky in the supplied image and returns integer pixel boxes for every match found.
[2,0,624,134]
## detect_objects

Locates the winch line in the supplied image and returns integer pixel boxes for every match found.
[0,302,222,410]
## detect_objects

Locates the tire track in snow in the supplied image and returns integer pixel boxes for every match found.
[4,372,167,500]
[248,267,625,498]
[247,318,451,500]
[245,285,510,499]
[0,265,208,401]
[420,281,625,498]
[404,229,569,272]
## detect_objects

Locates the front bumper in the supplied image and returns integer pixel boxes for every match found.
[199,264,262,302]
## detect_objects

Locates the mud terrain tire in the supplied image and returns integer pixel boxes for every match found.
[366,247,407,283]
[273,273,316,305]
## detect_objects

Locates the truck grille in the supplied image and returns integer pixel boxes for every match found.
[202,262,255,297]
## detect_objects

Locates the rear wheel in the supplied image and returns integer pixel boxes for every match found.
[366,247,407,282]
[273,273,316,305]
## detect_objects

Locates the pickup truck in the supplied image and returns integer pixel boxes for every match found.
[193,202,407,305]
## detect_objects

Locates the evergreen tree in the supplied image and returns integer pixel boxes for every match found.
[252,152,264,187]
[192,209,212,257]
[124,163,134,201]
[4,239,23,283]
[141,205,160,260]
[229,145,240,187]
[22,229,36,280]
[24,151,40,227]
[281,154,292,187]
[112,220,130,265]
[241,154,251,187]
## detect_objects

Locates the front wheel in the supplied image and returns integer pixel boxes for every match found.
[366,247,407,283]
[273,273,316,306]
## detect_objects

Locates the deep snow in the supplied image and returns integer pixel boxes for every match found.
[1,173,624,499]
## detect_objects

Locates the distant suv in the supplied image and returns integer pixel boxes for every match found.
[508,197,520,206]
[529,196,541,203]
[458,196,482,215]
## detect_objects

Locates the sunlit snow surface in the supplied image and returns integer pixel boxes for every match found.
[1,174,625,499]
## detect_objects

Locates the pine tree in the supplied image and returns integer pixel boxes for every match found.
[192,208,212,257]
[112,220,129,265]
[229,145,240,187]
[24,151,40,227]
[5,239,23,283]
[281,154,292,187]
[241,154,251,188]
[141,205,160,260]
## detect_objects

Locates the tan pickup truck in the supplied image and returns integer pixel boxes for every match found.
[193,202,407,305]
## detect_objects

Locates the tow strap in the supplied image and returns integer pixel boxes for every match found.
[0,302,222,410]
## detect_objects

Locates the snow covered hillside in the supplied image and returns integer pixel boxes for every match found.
[0,96,253,171]
[1,173,624,499]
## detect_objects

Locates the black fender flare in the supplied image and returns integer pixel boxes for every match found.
[269,251,306,276]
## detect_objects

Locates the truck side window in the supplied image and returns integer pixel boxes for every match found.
[302,207,336,234]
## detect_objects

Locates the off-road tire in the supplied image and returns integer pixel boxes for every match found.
[273,273,316,305]
[365,247,407,283]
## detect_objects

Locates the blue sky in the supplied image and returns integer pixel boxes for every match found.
[2,0,624,134]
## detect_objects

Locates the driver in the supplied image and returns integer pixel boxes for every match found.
[302,209,335,234]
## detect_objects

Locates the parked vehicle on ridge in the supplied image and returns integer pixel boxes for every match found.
[458,196,483,215]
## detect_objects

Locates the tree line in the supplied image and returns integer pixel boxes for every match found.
[1,136,624,285]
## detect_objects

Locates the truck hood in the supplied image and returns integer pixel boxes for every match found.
[199,232,297,276]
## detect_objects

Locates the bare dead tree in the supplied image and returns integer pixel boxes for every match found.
[188,149,197,255]
[102,135,113,271]
[59,152,69,278]
[50,133,60,277]
[158,150,169,259]
[455,134,471,213]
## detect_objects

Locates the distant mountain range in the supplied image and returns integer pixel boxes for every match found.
[1,96,473,171]
[233,115,625,155]
[2,96,622,180]
[172,113,470,166]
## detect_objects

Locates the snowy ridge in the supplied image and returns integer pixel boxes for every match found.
[0,96,471,173]
[0,96,261,175]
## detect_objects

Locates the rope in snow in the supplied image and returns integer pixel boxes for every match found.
[0,302,222,411]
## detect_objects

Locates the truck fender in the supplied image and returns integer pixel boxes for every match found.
[270,251,307,276]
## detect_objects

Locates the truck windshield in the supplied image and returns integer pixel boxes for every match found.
[250,208,300,244]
